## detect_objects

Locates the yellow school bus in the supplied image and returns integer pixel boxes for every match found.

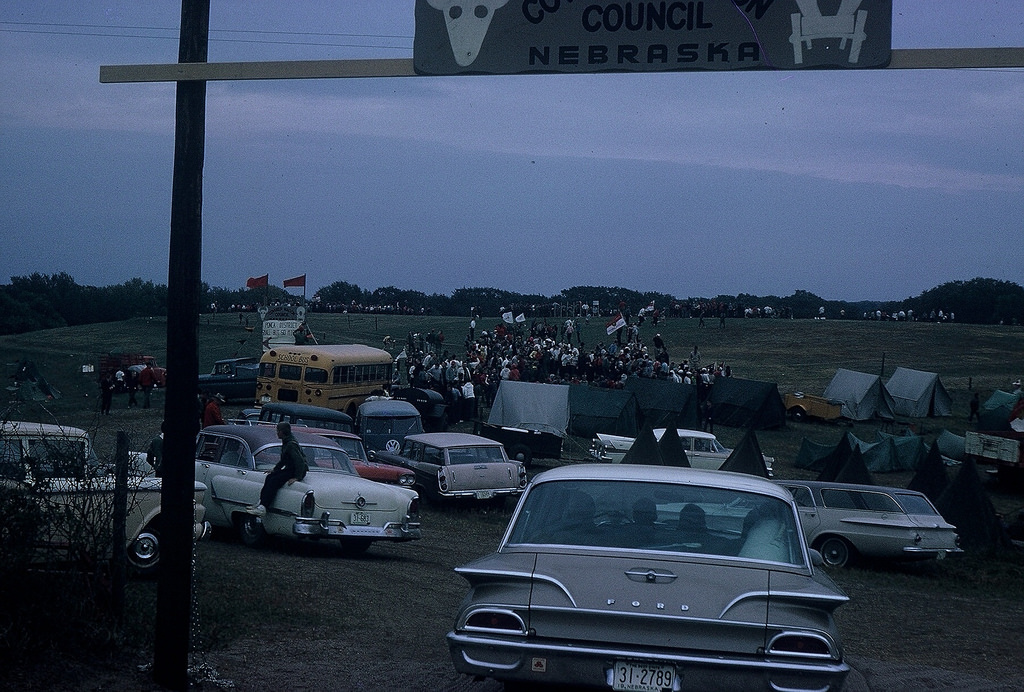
[255,344,393,416]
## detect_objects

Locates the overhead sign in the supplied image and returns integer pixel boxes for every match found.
[415,0,891,75]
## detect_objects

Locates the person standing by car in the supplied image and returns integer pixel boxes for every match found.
[247,422,308,516]
[139,362,156,409]
[202,393,226,427]
[100,372,114,415]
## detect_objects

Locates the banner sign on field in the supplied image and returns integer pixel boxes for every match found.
[414,0,892,75]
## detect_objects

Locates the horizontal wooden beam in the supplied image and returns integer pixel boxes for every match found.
[100,48,1024,83]
[100,57,417,83]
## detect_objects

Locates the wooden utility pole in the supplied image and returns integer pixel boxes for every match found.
[153,1,209,688]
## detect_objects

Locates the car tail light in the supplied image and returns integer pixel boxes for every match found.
[767,633,835,659]
[300,490,316,517]
[408,497,420,519]
[518,465,528,488]
[464,609,526,634]
[438,468,448,492]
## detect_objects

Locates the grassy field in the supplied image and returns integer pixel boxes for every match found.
[3,314,1024,690]
[3,311,1022,511]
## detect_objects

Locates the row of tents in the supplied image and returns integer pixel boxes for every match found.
[488,377,788,442]
[822,367,953,420]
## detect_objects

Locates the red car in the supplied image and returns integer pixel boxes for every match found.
[304,428,415,488]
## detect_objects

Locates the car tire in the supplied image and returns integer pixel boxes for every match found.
[127,524,161,576]
[238,514,268,548]
[339,538,372,555]
[508,444,532,467]
[817,536,853,568]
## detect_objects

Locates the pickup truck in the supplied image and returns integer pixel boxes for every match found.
[965,430,1024,485]
[198,357,259,402]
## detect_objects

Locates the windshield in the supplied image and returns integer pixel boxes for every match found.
[446,445,507,466]
[328,437,368,462]
[0,434,100,481]
[254,444,356,475]
[362,416,422,435]
[292,416,353,433]
[506,479,804,566]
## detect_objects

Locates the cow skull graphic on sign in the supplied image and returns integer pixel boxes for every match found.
[427,0,509,67]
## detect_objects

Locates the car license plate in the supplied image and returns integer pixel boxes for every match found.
[474,490,494,500]
[349,511,371,526]
[612,661,676,692]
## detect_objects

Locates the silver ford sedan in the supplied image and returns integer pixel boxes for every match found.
[447,464,850,692]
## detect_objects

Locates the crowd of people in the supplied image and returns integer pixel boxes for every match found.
[398,313,732,427]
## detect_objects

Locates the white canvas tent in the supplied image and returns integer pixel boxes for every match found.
[822,368,895,421]
[885,367,952,417]
[488,380,569,437]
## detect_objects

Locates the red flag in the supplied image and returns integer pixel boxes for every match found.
[283,274,306,288]
[245,274,268,289]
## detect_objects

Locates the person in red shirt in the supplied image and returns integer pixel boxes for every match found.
[203,393,226,427]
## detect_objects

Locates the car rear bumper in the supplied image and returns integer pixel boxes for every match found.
[448,631,849,692]
[292,516,422,542]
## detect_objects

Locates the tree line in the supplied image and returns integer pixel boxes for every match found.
[1,272,1021,336]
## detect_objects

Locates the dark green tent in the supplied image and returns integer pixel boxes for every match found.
[794,437,834,471]
[567,385,641,439]
[708,377,786,430]
[657,426,691,468]
[718,429,770,478]
[977,390,1024,431]
[621,423,663,465]
[935,459,1010,553]
[10,359,61,401]
[833,447,875,486]
[907,443,949,503]
[816,435,854,482]
[623,379,699,429]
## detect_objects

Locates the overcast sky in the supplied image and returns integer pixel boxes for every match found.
[1,1,1022,302]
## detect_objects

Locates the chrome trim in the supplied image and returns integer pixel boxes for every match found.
[447,631,849,672]
[528,603,763,630]
[460,607,528,635]
[766,631,840,660]
[453,567,577,607]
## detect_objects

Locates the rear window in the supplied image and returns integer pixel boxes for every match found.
[446,446,507,466]
[362,416,422,436]
[506,479,803,565]
[894,492,939,516]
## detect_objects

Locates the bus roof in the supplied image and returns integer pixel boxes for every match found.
[262,344,392,365]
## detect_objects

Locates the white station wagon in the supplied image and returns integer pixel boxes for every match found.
[776,480,962,568]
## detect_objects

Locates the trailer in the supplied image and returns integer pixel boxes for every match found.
[965,430,1024,485]
[783,392,843,422]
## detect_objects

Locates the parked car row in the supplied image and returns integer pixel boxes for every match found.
[5,410,967,691]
